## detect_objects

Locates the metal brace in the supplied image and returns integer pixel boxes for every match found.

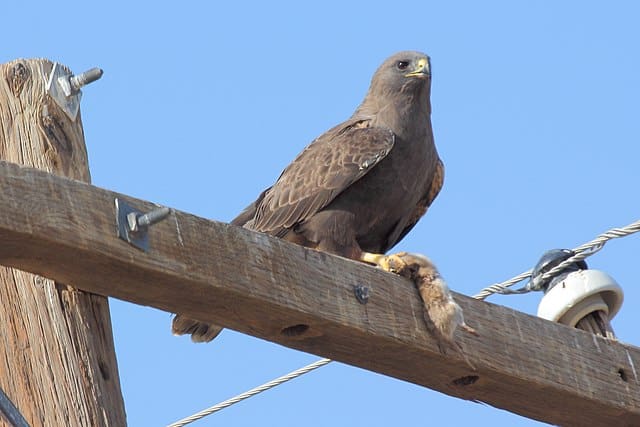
[115,198,171,252]
[0,386,29,427]
[46,63,103,121]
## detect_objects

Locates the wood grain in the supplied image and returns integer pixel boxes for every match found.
[0,59,125,427]
[0,160,638,426]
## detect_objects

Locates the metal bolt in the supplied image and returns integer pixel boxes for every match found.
[58,67,103,97]
[354,284,370,304]
[69,68,103,93]
[127,207,171,233]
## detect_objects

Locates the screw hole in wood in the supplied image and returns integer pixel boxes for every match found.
[451,375,479,386]
[618,368,628,382]
[281,324,309,337]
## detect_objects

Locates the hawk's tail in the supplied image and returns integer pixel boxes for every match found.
[172,314,223,343]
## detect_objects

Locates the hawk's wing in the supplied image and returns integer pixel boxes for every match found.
[244,121,395,235]
[382,158,444,252]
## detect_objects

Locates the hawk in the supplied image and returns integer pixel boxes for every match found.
[173,51,462,346]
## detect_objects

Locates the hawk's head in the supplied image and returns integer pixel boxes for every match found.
[371,51,431,92]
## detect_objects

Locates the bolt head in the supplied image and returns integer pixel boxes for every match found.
[354,284,370,304]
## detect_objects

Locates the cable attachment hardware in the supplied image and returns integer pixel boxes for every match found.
[115,198,171,252]
[488,249,588,296]
[528,249,587,292]
[532,249,624,331]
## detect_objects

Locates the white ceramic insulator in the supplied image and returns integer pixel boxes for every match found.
[537,270,624,327]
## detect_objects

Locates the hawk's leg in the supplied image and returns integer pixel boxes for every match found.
[360,251,477,368]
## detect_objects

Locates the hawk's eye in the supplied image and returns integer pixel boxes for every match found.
[396,61,410,70]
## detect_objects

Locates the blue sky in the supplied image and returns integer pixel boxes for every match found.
[3,2,640,426]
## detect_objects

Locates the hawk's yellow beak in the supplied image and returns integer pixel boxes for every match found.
[405,58,430,78]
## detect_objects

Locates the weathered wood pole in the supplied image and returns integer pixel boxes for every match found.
[0,59,126,426]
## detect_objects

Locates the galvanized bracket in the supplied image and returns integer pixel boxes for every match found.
[115,198,171,252]
[46,63,103,121]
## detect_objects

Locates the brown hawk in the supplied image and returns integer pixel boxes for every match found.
[173,51,456,345]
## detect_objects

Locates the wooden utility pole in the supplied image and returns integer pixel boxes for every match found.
[0,160,637,426]
[0,59,126,426]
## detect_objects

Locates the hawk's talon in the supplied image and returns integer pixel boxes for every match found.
[360,251,412,276]
[381,254,409,274]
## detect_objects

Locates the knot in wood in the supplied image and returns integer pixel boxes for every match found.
[7,61,30,97]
